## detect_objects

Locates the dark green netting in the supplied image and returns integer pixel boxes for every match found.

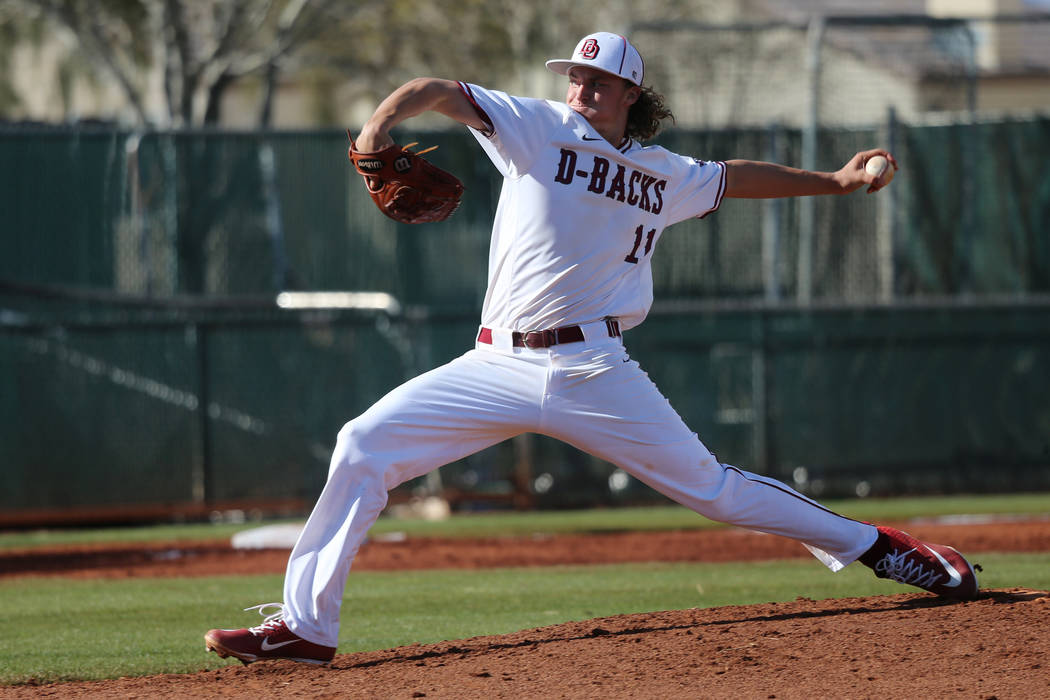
[2,121,1049,516]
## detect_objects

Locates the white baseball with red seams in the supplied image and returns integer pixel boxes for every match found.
[277,81,880,648]
[865,154,894,185]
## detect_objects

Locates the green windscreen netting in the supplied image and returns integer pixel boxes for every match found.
[2,119,1048,518]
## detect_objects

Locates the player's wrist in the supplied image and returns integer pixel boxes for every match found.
[354,125,393,153]
[829,168,859,195]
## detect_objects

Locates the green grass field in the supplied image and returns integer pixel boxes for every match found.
[1,494,1048,685]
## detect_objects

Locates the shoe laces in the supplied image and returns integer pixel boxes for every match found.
[244,602,288,636]
[873,547,944,589]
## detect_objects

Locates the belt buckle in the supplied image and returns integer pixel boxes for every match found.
[521,329,554,348]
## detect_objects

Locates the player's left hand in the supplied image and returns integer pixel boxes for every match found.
[837,149,898,194]
[354,124,395,153]
[347,132,465,225]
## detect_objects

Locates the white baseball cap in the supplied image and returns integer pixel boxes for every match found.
[546,32,644,86]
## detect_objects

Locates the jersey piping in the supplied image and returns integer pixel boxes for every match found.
[459,82,494,137]
[700,162,728,219]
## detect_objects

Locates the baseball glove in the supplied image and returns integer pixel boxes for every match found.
[347,132,464,224]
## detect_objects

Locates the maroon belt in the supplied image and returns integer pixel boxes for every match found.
[477,319,621,349]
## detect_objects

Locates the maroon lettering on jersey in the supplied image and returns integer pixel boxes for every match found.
[638,174,656,212]
[552,147,667,214]
[555,149,577,184]
[626,170,641,206]
[588,156,610,193]
[606,164,627,202]
[651,180,666,215]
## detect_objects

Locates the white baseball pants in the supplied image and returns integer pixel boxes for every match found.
[282,326,878,646]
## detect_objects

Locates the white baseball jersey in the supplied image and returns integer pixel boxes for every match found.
[458,82,727,333]
[279,84,878,648]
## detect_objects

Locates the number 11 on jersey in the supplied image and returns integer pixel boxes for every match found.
[624,225,656,264]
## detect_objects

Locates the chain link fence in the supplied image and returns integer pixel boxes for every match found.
[2,14,1049,521]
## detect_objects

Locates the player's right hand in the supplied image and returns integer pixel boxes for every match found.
[835,149,898,194]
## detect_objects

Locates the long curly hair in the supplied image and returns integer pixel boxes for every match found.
[625,85,675,141]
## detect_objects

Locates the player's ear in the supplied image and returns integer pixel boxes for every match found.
[624,83,641,106]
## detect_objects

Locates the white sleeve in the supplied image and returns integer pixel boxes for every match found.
[458,82,564,178]
[664,156,728,225]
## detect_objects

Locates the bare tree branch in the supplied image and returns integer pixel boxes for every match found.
[10,0,595,128]
[203,68,235,124]
[82,11,151,123]
[26,0,152,123]
[164,0,198,125]
[207,0,255,67]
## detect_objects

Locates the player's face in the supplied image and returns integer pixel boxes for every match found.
[566,67,639,134]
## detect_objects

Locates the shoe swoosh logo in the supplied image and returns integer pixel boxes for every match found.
[582,135,602,141]
[925,546,963,587]
[260,638,299,651]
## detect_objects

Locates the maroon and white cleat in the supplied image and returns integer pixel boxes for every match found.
[205,603,335,665]
[859,526,979,600]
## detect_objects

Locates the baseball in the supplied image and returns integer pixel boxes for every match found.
[865,155,894,185]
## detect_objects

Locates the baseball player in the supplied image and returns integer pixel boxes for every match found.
[206,32,979,665]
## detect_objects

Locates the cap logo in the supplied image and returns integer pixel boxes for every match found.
[580,38,600,60]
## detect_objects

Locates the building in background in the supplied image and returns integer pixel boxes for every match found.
[634,0,1050,128]
[1,0,1048,129]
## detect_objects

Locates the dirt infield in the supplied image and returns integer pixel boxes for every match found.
[6,518,1050,579]
[3,519,1050,698]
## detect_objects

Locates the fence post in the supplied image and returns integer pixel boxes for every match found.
[797,15,825,304]
[259,141,288,290]
[755,307,775,474]
[877,106,899,302]
[763,122,783,302]
[190,322,212,505]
